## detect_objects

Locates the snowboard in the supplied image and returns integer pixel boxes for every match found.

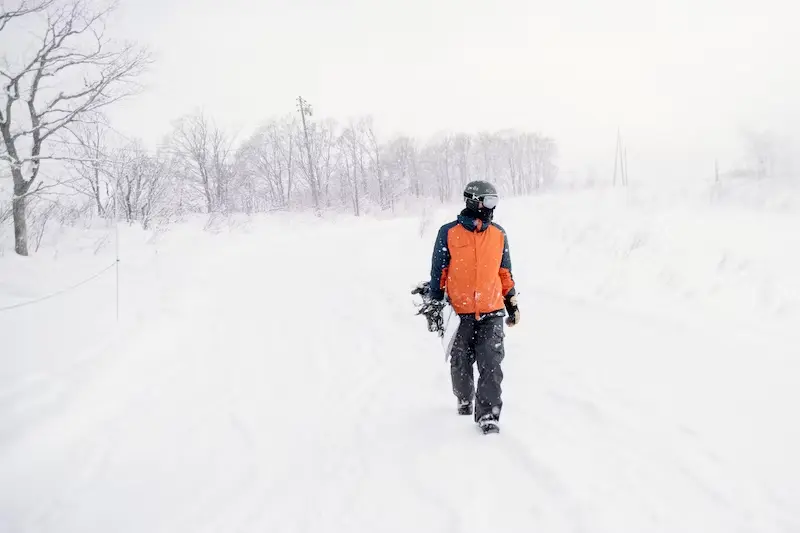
[440,303,460,361]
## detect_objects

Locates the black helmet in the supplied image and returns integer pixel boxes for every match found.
[463,180,499,211]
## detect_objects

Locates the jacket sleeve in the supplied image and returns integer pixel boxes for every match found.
[499,230,515,298]
[429,225,451,301]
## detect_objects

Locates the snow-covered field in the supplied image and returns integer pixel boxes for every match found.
[2,180,799,532]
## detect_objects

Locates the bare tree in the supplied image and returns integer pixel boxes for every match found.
[234,130,269,212]
[310,118,337,209]
[0,196,11,225]
[426,134,454,203]
[0,0,150,255]
[474,132,498,183]
[495,130,522,195]
[210,125,235,213]
[534,134,558,188]
[268,117,298,207]
[743,129,776,180]
[277,118,297,206]
[235,116,302,211]
[296,96,320,214]
[169,110,233,214]
[0,166,12,225]
[113,140,172,229]
[520,132,537,193]
[337,132,354,213]
[28,197,57,252]
[338,120,374,216]
[63,120,114,215]
[385,135,417,207]
[170,111,212,212]
[362,117,386,208]
[452,134,471,189]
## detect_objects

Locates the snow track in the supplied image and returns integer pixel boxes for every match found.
[2,204,798,532]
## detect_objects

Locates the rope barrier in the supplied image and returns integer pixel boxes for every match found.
[0,261,118,313]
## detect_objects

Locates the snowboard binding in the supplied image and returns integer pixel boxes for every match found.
[411,281,446,336]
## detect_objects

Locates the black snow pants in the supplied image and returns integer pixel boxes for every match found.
[450,314,505,421]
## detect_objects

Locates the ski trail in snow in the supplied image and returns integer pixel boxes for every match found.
[1,218,797,533]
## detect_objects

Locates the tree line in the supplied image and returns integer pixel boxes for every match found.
[1,0,557,256]
[66,108,557,223]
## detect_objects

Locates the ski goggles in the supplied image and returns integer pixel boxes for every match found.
[466,193,499,209]
[481,194,499,209]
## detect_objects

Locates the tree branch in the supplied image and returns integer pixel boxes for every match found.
[0,0,56,33]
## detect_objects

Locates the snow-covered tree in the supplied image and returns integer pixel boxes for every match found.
[0,0,150,255]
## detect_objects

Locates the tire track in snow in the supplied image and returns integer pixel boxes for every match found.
[504,290,792,532]
[494,430,589,533]
[196,240,410,532]
[535,377,765,530]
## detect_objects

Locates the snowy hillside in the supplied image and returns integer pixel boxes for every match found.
[2,182,799,532]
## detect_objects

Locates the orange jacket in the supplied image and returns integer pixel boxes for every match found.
[429,212,515,317]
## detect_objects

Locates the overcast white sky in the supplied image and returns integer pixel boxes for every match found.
[102,0,797,181]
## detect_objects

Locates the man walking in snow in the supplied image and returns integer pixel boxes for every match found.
[417,180,519,434]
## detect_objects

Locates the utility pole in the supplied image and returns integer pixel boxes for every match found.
[296,96,320,214]
[623,146,628,186]
[613,128,628,187]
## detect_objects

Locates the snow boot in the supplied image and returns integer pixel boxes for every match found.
[477,414,500,434]
[457,400,473,416]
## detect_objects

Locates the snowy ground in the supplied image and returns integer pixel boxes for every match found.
[2,181,799,532]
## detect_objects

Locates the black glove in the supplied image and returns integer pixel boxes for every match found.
[504,293,520,327]
[411,281,431,298]
[412,281,446,336]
